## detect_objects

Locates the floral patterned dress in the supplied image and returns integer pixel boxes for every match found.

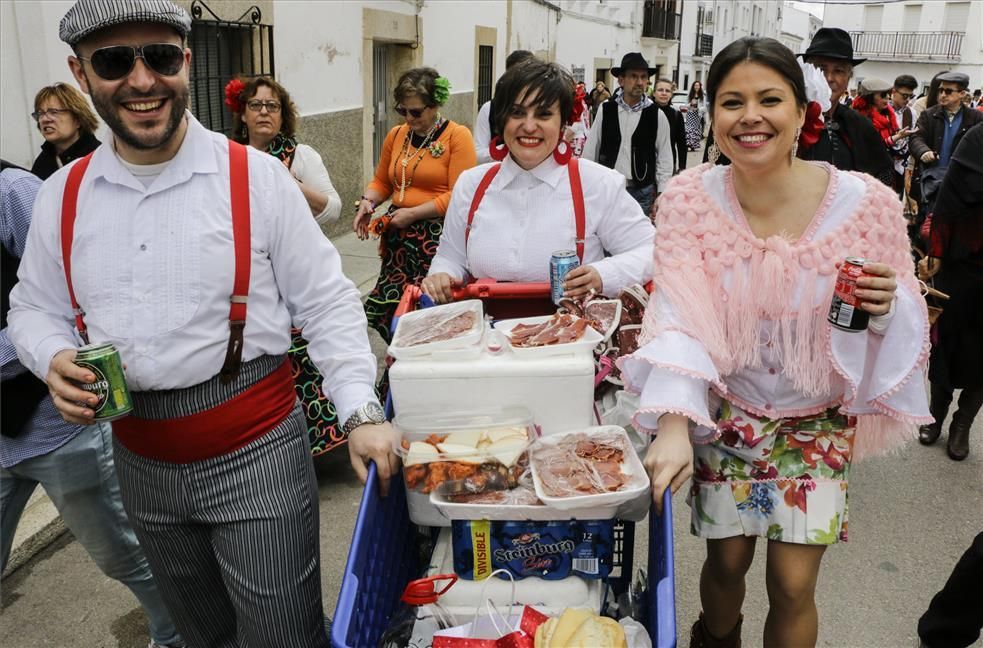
[690,400,854,545]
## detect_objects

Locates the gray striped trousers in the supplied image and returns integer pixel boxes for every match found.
[112,355,329,648]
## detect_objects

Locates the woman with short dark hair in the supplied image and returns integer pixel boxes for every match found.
[422,59,653,303]
[353,67,476,339]
[622,37,929,647]
[30,83,101,180]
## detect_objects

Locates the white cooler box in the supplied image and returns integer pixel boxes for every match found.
[390,342,595,435]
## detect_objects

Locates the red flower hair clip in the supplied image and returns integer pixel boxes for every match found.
[224,78,246,113]
[799,101,825,151]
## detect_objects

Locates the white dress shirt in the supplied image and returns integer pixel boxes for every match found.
[8,114,377,425]
[291,143,343,225]
[473,100,493,165]
[580,100,673,193]
[428,154,655,295]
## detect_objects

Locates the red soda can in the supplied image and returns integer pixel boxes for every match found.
[828,257,871,331]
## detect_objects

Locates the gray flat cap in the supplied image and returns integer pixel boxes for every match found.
[937,72,970,89]
[60,0,191,45]
[858,77,892,95]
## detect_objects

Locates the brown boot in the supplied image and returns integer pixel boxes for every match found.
[690,612,743,648]
[947,387,983,461]
[920,384,953,445]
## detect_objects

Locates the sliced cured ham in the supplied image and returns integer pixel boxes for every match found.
[508,313,589,348]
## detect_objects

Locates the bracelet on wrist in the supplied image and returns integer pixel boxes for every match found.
[359,195,376,210]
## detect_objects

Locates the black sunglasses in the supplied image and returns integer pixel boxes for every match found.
[938,87,961,96]
[395,105,427,118]
[896,91,914,99]
[78,43,185,81]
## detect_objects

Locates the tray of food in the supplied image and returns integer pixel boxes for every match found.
[389,299,486,360]
[493,313,604,358]
[529,426,650,520]
[394,407,537,526]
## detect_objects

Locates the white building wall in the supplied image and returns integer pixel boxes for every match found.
[822,1,983,94]
[1,0,98,168]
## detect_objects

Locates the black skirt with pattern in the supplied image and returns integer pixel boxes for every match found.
[364,219,443,342]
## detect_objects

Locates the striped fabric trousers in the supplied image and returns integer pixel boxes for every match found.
[112,355,329,648]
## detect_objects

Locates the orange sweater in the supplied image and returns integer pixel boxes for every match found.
[368,120,476,215]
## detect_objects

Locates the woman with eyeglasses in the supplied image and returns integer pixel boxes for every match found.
[226,76,346,456]
[353,67,476,340]
[30,83,101,180]
[852,77,913,152]
[229,76,342,225]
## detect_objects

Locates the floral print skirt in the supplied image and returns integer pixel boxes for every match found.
[688,400,856,545]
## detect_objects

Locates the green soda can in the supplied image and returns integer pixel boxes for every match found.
[74,343,133,421]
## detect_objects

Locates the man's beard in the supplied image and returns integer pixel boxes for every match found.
[86,73,188,151]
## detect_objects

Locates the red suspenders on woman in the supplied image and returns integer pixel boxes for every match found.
[60,141,253,383]
[464,158,587,263]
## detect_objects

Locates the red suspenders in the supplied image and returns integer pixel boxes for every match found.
[61,141,252,383]
[465,158,587,263]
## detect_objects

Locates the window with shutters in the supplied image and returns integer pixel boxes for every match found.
[903,4,922,32]
[943,2,970,32]
[863,5,884,32]
[188,1,275,137]
[477,45,494,106]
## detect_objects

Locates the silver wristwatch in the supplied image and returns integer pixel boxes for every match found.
[342,401,386,435]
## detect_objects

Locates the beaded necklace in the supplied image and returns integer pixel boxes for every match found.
[393,116,443,203]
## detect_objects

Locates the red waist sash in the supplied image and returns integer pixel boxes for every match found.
[112,360,296,463]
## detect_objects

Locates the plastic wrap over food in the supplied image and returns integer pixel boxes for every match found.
[529,427,650,516]
[389,300,484,358]
[533,431,633,497]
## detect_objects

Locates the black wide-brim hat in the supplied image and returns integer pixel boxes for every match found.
[612,52,658,77]
[798,27,866,66]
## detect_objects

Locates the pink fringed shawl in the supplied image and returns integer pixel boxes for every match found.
[643,164,930,459]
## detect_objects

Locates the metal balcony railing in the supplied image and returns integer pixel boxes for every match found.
[642,4,681,41]
[849,31,964,62]
[695,34,714,57]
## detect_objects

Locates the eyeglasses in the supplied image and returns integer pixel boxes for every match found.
[938,87,961,96]
[246,100,282,113]
[77,43,185,81]
[878,92,891,99]
[896,91,914,99]
[395,105,427,118]
[31,108,70,120]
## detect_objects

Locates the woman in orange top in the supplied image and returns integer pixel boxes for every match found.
[353,67,477,339]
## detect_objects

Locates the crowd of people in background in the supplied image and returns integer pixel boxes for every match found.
[2,1,982,647]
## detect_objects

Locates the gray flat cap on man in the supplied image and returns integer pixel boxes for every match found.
[937,72,970,89]
[60,0,191,45]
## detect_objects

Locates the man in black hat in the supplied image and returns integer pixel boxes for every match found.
[798,28,894,186]
[581,52,673,218]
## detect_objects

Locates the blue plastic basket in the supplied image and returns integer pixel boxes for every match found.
[333,288,676,647]
[332,463,675,647]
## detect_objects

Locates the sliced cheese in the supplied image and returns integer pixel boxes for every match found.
[404,441,439,466]
[550,608,594,647]
[486,426,528,444]
[435,443,485,464]
[444,429,484,447]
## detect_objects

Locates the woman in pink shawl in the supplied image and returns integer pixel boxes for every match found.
[620,38,930,648]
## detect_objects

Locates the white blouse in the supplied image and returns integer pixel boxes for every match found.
[291,143,342,225]
[428,154,655,296]
[621,164,931,441]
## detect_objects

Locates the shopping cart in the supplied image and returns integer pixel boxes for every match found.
[332,282,676,647]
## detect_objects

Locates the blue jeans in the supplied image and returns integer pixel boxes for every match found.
[627,183,655,218]
[1,422,182,646]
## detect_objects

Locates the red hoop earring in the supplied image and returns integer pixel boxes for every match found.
[552,140,572,165]
[489,136,508,161]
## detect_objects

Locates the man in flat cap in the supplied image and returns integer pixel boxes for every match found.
[8,1,397,646]
[797,28,895,186]
[910,72,982,179]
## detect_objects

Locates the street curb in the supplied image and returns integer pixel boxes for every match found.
[2,516,67,579]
